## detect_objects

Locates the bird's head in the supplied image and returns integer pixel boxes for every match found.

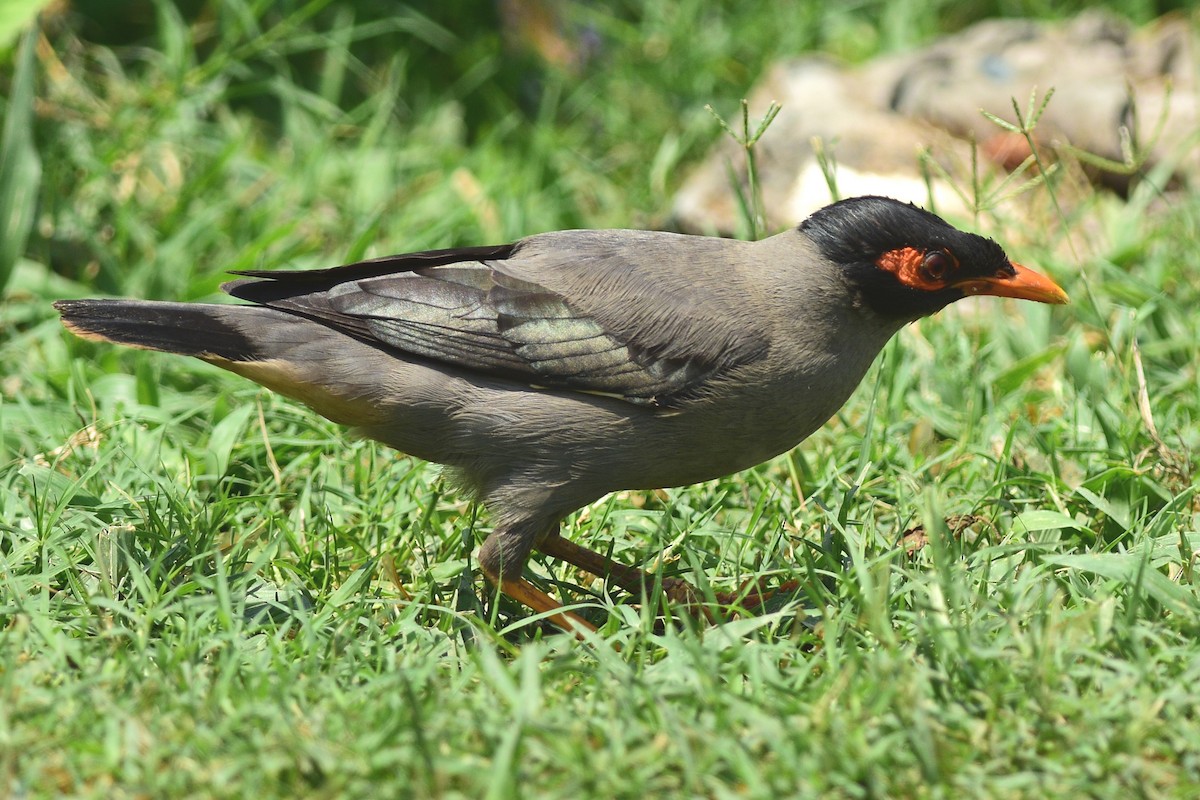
[799,196,1068,321]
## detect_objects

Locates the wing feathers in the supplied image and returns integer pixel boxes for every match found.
[223,232,768,407]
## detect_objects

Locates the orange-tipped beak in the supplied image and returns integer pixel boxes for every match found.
[955,262,1069,305]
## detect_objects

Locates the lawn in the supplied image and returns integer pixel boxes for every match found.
[2,1,1199,797]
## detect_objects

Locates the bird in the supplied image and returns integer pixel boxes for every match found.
[55,196,1068,634]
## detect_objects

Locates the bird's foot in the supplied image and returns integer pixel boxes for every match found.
[657,576,716,623]
[653,576,803,622]
[502,577,599,638]
[712,578,803,613]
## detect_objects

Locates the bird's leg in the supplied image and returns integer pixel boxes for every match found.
[712,578,802,611]
[478,525,597,637]
[539,536,804,617]
[538,535,715,621]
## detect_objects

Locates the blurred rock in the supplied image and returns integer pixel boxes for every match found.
[674,11,1198,235]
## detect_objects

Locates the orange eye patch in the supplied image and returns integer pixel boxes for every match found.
[876,247,958,291]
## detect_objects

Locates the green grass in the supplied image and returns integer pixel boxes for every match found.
[3,1,1200,797]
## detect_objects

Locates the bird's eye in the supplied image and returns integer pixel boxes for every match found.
[921,250,954,282]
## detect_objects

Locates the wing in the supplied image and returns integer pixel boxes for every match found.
[224,232,769,408]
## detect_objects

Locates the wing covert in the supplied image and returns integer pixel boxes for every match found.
[328,265,706,405]
[224,231,770,407]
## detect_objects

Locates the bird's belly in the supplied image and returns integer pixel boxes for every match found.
[625,398,842,487]
[538,379,859,496]
[354,344,881,508]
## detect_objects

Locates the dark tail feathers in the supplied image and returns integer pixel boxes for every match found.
[54,299,269,362]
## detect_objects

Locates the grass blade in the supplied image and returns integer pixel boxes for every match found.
[0,24,41,293]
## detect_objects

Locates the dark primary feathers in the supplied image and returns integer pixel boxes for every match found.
[225,230,771,407]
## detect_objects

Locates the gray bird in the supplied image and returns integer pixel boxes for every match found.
[55,196,1068,633]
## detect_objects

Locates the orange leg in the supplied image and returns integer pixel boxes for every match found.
[478,524,597,638]
[490,574,598,638]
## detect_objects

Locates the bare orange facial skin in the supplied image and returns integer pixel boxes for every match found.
[876,246,950,292]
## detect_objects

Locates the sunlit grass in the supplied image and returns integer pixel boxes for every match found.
[3,1,1198,797]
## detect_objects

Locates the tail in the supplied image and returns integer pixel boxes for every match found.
[54,298,402,428]
[54,299,279,361]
